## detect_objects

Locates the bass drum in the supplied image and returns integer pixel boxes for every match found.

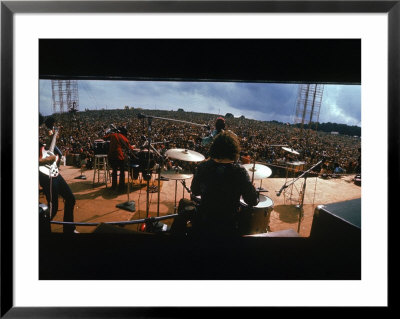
[238,194,273,235]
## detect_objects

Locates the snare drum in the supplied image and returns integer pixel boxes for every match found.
[238,194,274,235]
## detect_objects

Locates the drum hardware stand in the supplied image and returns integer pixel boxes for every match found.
[137,112,208,217]
[250,159,256,184]
[180,180,191,198]
[171,166,183,213]
[256,181,269,193]
[149,143,166,217]
[248,157,267,193]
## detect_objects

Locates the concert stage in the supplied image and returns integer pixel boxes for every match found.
[39,165,362,280]
[40,165,361,238]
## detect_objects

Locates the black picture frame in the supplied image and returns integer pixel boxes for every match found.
[1,1,394,317]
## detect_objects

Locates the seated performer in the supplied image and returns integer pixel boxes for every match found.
[104,125,134,192]
[39,113,77,234]
[191,130,259,238]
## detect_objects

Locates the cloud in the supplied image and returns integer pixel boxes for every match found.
[320,85,361,125]
[40,80,361,126]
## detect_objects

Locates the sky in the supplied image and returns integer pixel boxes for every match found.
[39,80,361,126]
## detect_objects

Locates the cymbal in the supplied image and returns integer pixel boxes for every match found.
[165,148,205,162]
[161,169,193,180]
[287,161,306,166]
[243,164,272,179]
[282,147,300,155]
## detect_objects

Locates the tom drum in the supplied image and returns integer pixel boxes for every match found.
[239,194,274,235]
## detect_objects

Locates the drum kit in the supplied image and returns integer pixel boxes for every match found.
[124,144,206,216]
[123,141,277,234]
[114,113,279,235]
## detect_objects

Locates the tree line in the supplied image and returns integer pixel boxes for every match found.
[292,122,361,137]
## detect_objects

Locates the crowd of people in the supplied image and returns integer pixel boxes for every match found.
[39,108,361,235]
[39,108,361,177]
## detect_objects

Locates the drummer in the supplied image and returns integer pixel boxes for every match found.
[191,130,259,238]
[104,125,135,192]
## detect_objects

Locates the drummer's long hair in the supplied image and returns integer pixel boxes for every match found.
[209,131,241,161]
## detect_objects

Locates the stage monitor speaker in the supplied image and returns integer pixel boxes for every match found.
[310,198,361,241]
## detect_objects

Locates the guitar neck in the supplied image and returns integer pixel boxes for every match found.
[48,128,59,153]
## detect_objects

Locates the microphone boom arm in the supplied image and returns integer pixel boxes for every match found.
[276,160,323,196]
[138,113,208,128]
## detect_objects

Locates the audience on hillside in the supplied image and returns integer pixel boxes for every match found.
[39,108,361,177]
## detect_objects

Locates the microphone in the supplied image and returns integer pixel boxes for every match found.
[137,113,147,119]
[276,184,287,197]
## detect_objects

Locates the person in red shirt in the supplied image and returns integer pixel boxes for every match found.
[104,126,134,191]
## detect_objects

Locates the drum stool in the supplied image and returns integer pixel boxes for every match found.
[93,154,110,187]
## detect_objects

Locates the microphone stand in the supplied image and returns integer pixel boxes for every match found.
[277,160,322,197]
[297,172,308,233]
[276,160,322,233]
[116,168,136,212]
[144,116,153,218]
[148,143,164,217]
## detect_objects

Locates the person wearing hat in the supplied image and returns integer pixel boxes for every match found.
[103,125,134,191]
[191,130,259,238]
[39,113,78,234]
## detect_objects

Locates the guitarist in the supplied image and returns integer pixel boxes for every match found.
[39,114,77,234]
[43,116,63,166]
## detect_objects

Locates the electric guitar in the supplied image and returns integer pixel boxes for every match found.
[39,127,60,177]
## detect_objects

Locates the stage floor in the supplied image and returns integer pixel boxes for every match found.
[40,165,361,237]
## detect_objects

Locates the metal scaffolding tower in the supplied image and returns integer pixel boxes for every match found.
[293,84,324,131]
[51,80,79,113]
